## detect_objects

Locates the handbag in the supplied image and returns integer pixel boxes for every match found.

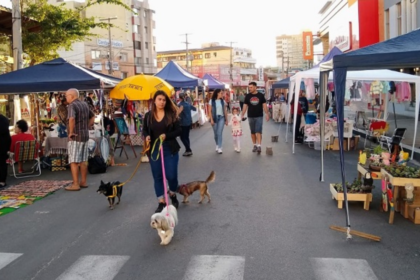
[88,155,107,174]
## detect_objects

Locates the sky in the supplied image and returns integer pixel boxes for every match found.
[1,0,322,67]
[148,0,322,67]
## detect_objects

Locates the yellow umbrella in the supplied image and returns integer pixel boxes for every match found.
[110,74,174,100]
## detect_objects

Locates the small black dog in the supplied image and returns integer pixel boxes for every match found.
[97,180,123,210]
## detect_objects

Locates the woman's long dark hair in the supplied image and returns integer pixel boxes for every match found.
[150,90,178,125]
[211,89,222,102]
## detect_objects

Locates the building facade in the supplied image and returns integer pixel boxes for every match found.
[275,34,306,74]
[157,43,264,88]
[384,0,419,40]
[317,0,382,54]
[49,0,156,78]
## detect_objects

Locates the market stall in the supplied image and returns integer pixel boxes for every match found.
[320,29,420,232]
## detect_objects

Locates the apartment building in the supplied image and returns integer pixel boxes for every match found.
[157,43,263,88]
[49,0,156,78]
[384,0,419,40]
[275,34,306,73]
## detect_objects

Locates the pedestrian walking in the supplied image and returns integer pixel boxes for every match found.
[209,89,228,154]
[230,107,242,153]
[241,82,270,154]
[65,88,95,191]
[143,90,181,213]
[0,113,11,189]
[178,91,197,156]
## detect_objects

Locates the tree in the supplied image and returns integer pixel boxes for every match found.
[21,0,132,65]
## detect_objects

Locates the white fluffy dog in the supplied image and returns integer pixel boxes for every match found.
[150,205,178,245]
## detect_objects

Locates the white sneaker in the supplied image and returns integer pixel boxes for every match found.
[217,148,223,154]
[215,146,219,152]
[236,148,241,153]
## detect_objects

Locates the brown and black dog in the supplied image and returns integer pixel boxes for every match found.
[177,171,215,203]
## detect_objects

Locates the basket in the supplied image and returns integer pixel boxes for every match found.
[369,164,382,172]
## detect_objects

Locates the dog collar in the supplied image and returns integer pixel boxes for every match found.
[179,184,191,195]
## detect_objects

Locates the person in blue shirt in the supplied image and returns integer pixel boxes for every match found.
[178,92,197,156]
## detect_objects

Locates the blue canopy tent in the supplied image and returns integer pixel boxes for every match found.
[202,73,225,89]
[320,29,420,237]
[155,60,203,87]
[272,77,290,89]
[0,58,121,93]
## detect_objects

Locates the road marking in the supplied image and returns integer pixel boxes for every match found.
[310,258,378,280]
[0,252,22,270]
[56,255,130,280]
[183,255,245,280]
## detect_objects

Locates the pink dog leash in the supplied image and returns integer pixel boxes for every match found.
[159,142,170,217]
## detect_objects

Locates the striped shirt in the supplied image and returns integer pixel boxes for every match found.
[67,99,94,142]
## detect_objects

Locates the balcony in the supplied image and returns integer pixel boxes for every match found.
[233,56,256,64]
[134,49,141,57]
[240,68,257,75]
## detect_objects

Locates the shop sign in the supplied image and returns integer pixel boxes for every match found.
[97,39,123,48]
[258,67,264,81]
[302,31,314,60]
[329,22,351,52]
[105,62,119,70]
[92,62,102,70]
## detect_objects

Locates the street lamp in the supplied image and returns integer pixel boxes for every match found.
[99,17,117,75]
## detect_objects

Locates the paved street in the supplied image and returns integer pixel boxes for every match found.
[1,119,420,280]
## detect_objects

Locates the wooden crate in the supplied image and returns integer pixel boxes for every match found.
[380,169,420,187]
[330,184,373,210]
[408,205,420,224]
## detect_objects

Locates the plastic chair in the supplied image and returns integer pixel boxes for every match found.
[9,140,41,179]
[379,128,406,152]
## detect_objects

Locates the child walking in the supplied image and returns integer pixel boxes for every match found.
[230,107,242,153]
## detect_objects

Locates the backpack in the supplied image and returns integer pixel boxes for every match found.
[88,155,107,174]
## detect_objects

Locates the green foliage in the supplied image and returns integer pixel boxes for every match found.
[372,145,386,155]
[21,0,132,65]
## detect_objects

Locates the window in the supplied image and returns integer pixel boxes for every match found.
[134,41,141,50]
[397,3,402,35]
[132,8,138,16]
[121,72,128,79]
[133,25,138,33]
[144,26,148,34]
[120,53,128,62]
[91,50,101,59]
[205,53,211,59]
[385,9,390,40]
[213,52,217,57]
[146,58,149,64]
[145,42,149,49]
[194,54,202,59]
[135,57,142,64]
[236,51,239,55]
[180,56,186,60]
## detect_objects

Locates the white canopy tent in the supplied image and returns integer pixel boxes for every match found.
[287,68,420,158]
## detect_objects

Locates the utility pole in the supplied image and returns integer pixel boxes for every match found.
[100,17,117,75]
[226,41,237,88]
[12,0,23,70]
[181,33,191,71]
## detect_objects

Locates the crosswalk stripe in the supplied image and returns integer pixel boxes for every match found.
[0,252,22,270]
[56,255,130,280]
[182,255,245,280]
[310,258,378,280]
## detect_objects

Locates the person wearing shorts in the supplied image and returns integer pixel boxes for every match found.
[241,82,270,154]
[65,88,95,191]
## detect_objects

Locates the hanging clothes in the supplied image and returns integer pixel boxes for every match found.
[396,82,411,103]
[304,78,315,100]
[327,82,334,92]
[369,81,383,95]
[381,81,390,94]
